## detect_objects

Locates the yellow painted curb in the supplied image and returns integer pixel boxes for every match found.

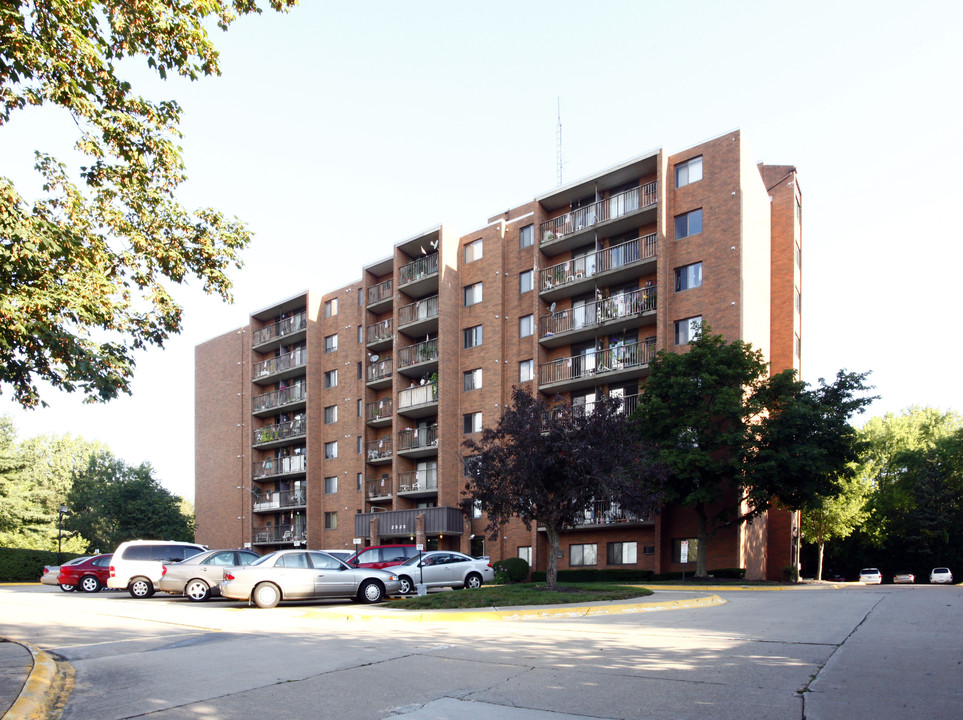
[4,640,72,720]
[635,584,788,592]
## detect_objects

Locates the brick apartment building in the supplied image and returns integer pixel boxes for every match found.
[195,129,803,581]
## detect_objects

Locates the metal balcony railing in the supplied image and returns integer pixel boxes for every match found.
[252,418,306,445]
[572,500,645,526]
[252,489,306,512]
[398,425,438,452]
[539,341,655,386]
[399,252,439,285]
[540,287,656,338]
[367,279,392,306]
[398,295,439,327]
[366,476,393,499]
[397,467,438,493]
[539,234,657,292]
[253,524,306,544]
[398,382,438,410]
[354,505,461,537]
[398,339,438,369]
[366,397,393,423]
[252,382,306,414]
[252,347,306,380]
[366,438,392,462]
[367,358,392,384]
[367,319,393,345]
[252,454,306,480]
[540,181,657,243]
[252,311,307,347]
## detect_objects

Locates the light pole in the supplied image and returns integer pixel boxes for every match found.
[57,504,69,565]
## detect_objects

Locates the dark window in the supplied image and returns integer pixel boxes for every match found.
[674,209,703,239]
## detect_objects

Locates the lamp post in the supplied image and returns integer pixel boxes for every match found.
[57,504,69,565]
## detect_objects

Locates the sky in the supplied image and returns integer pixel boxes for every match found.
[2,0,962,502]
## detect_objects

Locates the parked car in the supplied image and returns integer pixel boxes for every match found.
[859,568,882,584]
[158,549,261,602]
[824,572,846,582]
[321,549,354,563]
[930,567,954,584]
[58,554,113,593]
[392,551,495,595]
[41,556,91,591]
[345,544,418,570]
[108,540,207,598]
[219,549,400,608]
[892,572,915,584]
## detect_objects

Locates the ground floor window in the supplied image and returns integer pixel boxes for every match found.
[606,541,637,565]
[324,512,337,530]
[569,543,597,567]
[518,546,532,565]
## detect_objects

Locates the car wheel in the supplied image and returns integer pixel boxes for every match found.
[397,575,413,595]
[358,579,385,604]
[252,582,281,609]
[128,577,155,599]
[79,575,102,593]
[465,572,483,590]
[59,584,75,592]
[185,579,211,602]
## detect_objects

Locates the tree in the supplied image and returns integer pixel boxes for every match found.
[0,0,296,408]
[463,387,663,590]
[0,416,28,535]
[801,475,872,580]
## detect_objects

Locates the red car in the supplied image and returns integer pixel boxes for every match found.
[58,554,113,593]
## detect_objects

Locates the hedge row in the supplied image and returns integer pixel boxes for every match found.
[529,567,746,583]
[0,547,84,583]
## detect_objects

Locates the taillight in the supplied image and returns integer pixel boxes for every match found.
[223,572,235,581]
[43,568,50,575]
[109,565,115,577]
[161,566,167,577]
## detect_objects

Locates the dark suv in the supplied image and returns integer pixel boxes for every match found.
[346,544,418,569]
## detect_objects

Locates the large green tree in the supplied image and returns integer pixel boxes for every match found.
[801,474,872,581]
[0,0,296,408]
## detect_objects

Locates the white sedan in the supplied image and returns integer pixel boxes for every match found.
[219,550,400,608]
[392,551,495,595]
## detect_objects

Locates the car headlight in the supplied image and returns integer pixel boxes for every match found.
[387,575,398,581]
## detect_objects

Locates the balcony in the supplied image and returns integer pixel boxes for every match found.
[539,342,655,393]
[252,489,306,513]
[252,347,307,386]
[252,382,306,417]
[397,295,439,337]
[539,287,656,348]
[365,398,393,427]
[252,311,307,352]
[366,319,393,351]
[354,505,463,538]
[571,501,651,528]
[252,418,306,449]
[398,252,439,298]
[366,438,392,464]
[397,425,438,458]
[253,524,306,545]
[366,475,393,501]
[397,339,438,378]
[366,358,393,389]
[540,234,657,302]
[397,382,438,418]
[397,468,438,498]
[367,279,393,312]
[540,181,657,255]
[252,454,306,480]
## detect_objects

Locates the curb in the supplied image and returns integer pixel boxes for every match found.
[5,641,70,720]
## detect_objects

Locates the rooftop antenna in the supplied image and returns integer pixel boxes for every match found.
[556,97,563,187]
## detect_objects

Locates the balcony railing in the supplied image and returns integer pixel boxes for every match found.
[253,524,306,544]
[366,476,393,499]
[366,438,392,462]
[398,295,439,327]
[398,382,437,410]
[252,489,306,512]
[252,418,306,446]
[367,358,392,384]
[399,252,439,286]
[252,454,306,480]
[398,424,438,452]
[540,181,657,243]
[367,279,392,306]
[252,382,306,414]
[572,500,645,526]
[252,347,306,380]
[540,234,657,292]
[398,339,438,369]
[397,468,438,493]
[366,398,393,423]
[367,319,393,345]
[354,505,462,538]
[252,311,307,347]
[539,341,656,386]
[540,287,656,338]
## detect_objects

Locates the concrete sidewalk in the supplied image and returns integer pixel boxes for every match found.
[0,637,65,720]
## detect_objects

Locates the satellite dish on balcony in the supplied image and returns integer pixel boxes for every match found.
[420,245,427,255]
[430,238,439,250]
[550,302,557,313]
[370,354,379,362]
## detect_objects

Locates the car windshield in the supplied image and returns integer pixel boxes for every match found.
[397,553,428,567]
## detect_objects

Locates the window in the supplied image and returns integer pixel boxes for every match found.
[357,436,363,454]
[570,543,597,567]
[674,262,703,292]
[324,476,338,494]
[519,224,534,248]
[607,541,637,565]
[463,412,482,434]
[324,405,338,424]
[324,369,337,388]
[472,499,482,518]
[795,334,802,359]
[519,314,534,338]
[464,282,483,306]
[463,368,482,391]
[795,288,801,314]
[465,238,483,263]
[674,316,702,345]
[357,473,363,491]
[324,441,338,459]
[518,546,532,565]
[357,325,363,344]
[358,288,363,306]
[462,454,479,477]
[675,156,703,187]
[674,208,703,239]
[324,334,338,353]
[357,399,362,417]
[519,270,533,294]
[519,359,534,382]
[464,325,483,348]
[324,298,338,317]
[672,538,699,564]
[324,511,337,530]
[357,361,362,380]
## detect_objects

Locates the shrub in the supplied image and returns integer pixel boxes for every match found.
[0,547,84,582]
[492,557,530,583]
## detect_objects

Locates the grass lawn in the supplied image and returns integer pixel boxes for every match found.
[389,582,653,610]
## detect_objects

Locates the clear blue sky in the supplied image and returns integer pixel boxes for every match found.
[3,0,961,501]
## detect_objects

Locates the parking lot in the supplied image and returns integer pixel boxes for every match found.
[1,582,960,719]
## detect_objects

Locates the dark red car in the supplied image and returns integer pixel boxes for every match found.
[58,553,113,593]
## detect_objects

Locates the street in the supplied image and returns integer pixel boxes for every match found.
[1,583,959,719]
